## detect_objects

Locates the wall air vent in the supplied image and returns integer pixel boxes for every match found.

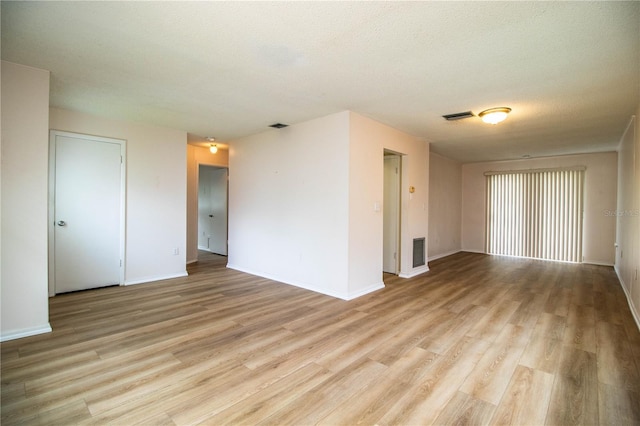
[269,123,289,129]
[413,238,426,267]
[442,111,474,121]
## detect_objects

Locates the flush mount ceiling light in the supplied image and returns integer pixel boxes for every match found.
[478,107,512,125]
[206,137,218,154]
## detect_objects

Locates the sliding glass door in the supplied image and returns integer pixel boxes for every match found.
[485,168,585,262]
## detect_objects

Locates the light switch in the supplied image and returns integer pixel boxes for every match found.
[374,202,381,212]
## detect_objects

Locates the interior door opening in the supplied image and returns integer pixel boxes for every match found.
[383,152,401,275]
[197,165,228,256]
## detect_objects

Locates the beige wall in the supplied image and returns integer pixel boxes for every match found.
[228,111,429,299]
[349,112,429,285]
[462,152,618,265]
[228,111,352,298]
[616,108,639,327]
[50,108,188,285]
[1,61,51,341]
[428,152,462,260]
[186,144,229,263]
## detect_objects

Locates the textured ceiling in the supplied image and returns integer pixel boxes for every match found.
[2,1,639,162]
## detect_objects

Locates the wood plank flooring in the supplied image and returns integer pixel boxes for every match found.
[2,252,639,425]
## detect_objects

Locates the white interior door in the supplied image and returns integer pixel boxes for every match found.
[198,166,228,255]
[50,131,124,293]
[383,155,400,274]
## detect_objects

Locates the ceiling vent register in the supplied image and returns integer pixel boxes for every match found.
[442,111,475,121]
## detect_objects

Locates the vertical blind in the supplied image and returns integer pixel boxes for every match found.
[485,167,585,263]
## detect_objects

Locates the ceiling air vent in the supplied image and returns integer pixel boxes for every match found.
[269,123,289,129]
[442,111,474,121]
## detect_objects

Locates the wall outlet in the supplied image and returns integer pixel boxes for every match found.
[173,248,179,255]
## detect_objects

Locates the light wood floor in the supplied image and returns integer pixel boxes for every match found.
[2,252,640,425]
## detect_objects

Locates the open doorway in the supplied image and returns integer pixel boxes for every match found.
[198,165,228,256]
[383,151,401,275]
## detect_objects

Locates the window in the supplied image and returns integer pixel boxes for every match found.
[485,167,585,262]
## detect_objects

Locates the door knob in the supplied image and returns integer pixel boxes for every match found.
[57,220,66,226]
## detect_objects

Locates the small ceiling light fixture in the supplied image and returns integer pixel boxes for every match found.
[205,137,218,154]
[478,107,512,125]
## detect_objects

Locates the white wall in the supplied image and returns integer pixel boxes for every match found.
[462,152,618,265]
[50,108,188,285]
[228,111,429,300]
[186,144,228,263]
[428,152,462,260]
[616,109,639,327]
[349,112,429,287]
[228,112,351,298]
[1,61,52,341]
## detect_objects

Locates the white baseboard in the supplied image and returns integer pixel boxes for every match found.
[399,265,430,279]
[1,323,52,342]
[197,247,228,256]
[428,250,462,262]
[226,263,347,299]
[125,271,188,286]
[226,263,384,300]
[461,249,486,254]
[346,282,385,300]
[614,265,640,332]
[583,260,615,267]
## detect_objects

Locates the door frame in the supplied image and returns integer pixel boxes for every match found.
[196,164,229,256]
[383,151,402,275]
[48,130,127,296]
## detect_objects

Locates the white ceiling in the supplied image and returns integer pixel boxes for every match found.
[2,1,638,162]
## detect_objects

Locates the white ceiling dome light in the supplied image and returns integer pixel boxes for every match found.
[206,137,218,154]
[478,107,512,125]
